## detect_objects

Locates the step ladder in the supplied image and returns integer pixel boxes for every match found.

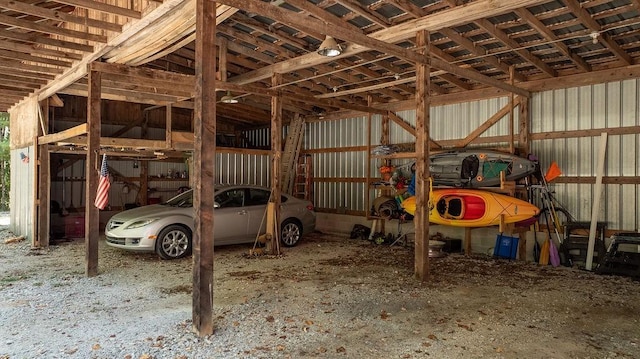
[281,114,305,195]
[294,154,313,201]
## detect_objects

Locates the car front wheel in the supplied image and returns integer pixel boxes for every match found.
[281,219,302,247]
[156,225,192,260]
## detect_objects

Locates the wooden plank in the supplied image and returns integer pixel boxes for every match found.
[414,30,430,281]
[554,176,640,185]
[387,111,416,136]
[38,124,88,145]
[192,0,216,337]
[31,136,38,248]
[85,67,101,278]
[585,133,607,271]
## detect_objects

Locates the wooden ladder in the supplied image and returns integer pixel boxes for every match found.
[294,154,313,201]
[281,114,306,195]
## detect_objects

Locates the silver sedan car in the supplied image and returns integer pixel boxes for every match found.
[105,185,316,259]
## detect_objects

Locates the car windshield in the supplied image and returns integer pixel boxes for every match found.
[163,189,193,207]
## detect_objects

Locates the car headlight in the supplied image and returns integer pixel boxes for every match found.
[125,218,158,229]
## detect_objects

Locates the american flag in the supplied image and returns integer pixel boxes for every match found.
[20,152,29,163]
[94,154,110,210]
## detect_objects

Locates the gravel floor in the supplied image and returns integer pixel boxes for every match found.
[1,220,639,359]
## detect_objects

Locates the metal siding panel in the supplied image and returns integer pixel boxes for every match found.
[566,87,579,131]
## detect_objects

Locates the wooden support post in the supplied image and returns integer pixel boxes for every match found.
[139,160,148,205]
[270,72,282,255]
[509,66,515,154]
[465,227,472,256]
[365,95,372,219]
[192,0,217,336]
[31,135,39,247]
[165,103,172,149]
[265,202,276,254]
[85,65,101,277]
[37,99,50,248]
[414,30,431,281]
[518,97,530,154]
[512,227,528,261]
[586,132,607,271]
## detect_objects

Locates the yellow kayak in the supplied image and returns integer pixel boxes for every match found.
[400,189,539,227]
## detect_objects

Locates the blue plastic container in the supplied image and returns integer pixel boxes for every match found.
[494,235,519,259]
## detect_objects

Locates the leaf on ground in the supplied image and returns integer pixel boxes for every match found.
[266,315,275,322]
[64,347,78,354]
[380,310,390,320]
[336,346,346,353]
[427,334,437,340]
[92,343,101,350]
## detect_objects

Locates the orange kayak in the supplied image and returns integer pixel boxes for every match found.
[400,189,539,227]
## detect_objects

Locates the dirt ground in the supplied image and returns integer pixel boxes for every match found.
[1,224,639,358]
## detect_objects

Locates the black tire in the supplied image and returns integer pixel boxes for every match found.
[281,219,302,247]
[156,225,192,260]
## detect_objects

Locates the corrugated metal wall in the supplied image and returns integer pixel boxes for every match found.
[9,80,640,239]
[10,147,34,237]
[530,80,640,231]
[304,82,637,231]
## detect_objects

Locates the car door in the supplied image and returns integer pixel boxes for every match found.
[213,188,249,245]
[244,188,270,238]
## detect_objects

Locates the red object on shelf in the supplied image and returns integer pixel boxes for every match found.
[148,197,161,205]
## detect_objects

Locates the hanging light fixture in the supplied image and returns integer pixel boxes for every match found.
[220,91,238,104]
[317,36,342,57]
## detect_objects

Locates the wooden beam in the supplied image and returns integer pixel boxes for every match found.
[36,0,190,102]
[563,0,632,65]
[192,0,216,337]
[414,30,430,281]
[53,0,142,19]
[455,97,521,148]
[270,73,282,255]
[0,39,83,61]
[514,8,591,72]
[218,0,529,96]
[216,0,425,65]
[228,0,548,85]
[0,28,94,53]
[85,66,101,278]
[57,135,168,150]
[0,13,107,43]
[219,81,388,115]
[38,124,88,145]
[438,28,526,82]
[0,0,123,32]
[475,18,556,78]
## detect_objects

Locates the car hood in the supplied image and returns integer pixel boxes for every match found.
[110,204,193,222]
